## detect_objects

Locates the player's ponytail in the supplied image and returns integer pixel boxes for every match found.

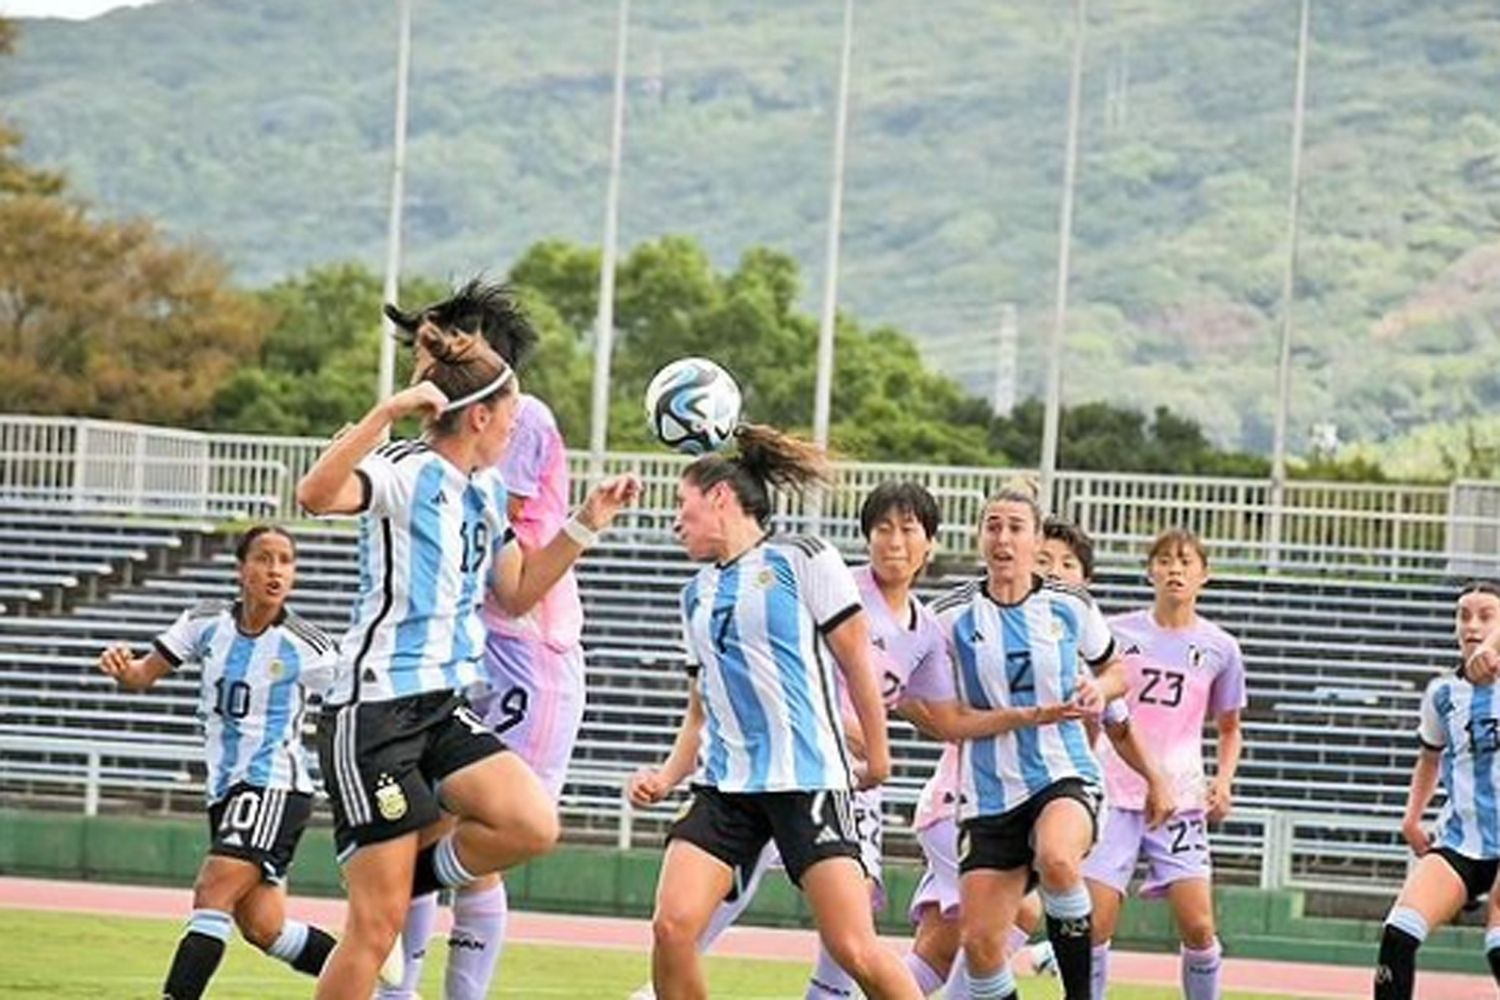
[683,423,832,526]
[412,325,515,436]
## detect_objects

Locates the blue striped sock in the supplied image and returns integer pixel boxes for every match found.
[968,965,1017,999]
[187,908,233,942]
[435,834,478,889]
[267,920,309,962]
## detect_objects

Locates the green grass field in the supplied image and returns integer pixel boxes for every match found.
[0,909,1309,998]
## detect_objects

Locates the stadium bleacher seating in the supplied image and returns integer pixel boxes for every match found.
[0,505,1463,887]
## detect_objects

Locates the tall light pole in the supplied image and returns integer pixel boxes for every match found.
[588,0,631,479]
[377,0,413,403]
[1039,0,1086,512]
[812,0,855,450]
[1268,0,1311,572]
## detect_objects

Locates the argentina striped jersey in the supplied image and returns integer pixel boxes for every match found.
[154,599,335,803]
[932,575,1116,821]
[329,440,515,704]
[1420,673,1500,859]
[681,535,860,793]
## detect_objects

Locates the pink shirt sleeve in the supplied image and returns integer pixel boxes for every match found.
[1208,638,1248,717]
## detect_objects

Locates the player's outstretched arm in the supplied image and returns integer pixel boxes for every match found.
[824,613,891,790]
[628,686,705,807]
[489,474,640,617]
[900,697,1085,741]
[296,383,447,515]
[97,644,172,693]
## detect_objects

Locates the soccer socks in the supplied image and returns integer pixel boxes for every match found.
[697,846,772,952]
[411,834,481,897]
[902,951,945,995]
[1041,884,1094,1000]
[804,944,856,998]
[445,881,509,1000]
[1004,924,1030,959]
[944,953,971,996]
[1374,906,1428,1000]
[1090,941,1110,1000]
[1488,927,1500,985]
[376,891,439,999]
[162,908,232,1000]
[1181,937,1222,1000]
[264,918,337,976]
[967,964,1019,1000]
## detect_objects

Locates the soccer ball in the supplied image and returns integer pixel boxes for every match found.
[644,357,742,455]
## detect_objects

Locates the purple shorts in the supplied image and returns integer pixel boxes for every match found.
[474,634,585,801]
[909,817,961,924]
[1082,807,1212,898]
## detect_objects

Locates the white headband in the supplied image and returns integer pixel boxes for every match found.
[442,368,514,413]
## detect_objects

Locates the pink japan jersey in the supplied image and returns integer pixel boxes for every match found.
[851,565,954,713]
[481,394,582,651]
[1099,609,1246,812]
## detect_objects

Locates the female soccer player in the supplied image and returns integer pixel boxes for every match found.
[641,431,923,1000]
[633,480,990,999]
[381,281,586,999]
[930,483,1129,1000]
[1082,528,1245,1000]
[909,515,1166,997]
[1376,581,1500,999]
[296,322,638,1000]
[97,525,342,1000]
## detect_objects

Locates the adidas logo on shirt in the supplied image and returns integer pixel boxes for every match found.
[432,489,448,506]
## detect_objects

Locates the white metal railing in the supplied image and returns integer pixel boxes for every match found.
[0,733,1418,893]
[2,412,1498,576]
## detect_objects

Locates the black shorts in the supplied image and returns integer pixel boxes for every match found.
[958,778,1102,876]
[1434,847,1499,905]
[668,786,862,888]
[317,690,506,859]
[206,783,313,885]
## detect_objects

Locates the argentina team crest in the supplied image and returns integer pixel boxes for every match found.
[267,659,285,681]
[374,773,408,821]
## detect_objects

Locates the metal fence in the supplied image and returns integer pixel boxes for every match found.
[2,413,1498,576]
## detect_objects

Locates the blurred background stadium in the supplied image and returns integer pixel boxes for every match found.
[3,0,1500,987]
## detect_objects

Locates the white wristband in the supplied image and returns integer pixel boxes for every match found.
[563,515,599,549]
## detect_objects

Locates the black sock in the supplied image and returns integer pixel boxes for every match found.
[1046,912,1093,1000]
[162,931,227,1000]
[1487,945,1500,986]
[1374,924,1421,1000]
[292,925,338,976]
[411,842,442,897]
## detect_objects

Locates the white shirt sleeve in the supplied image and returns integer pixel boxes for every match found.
[356,447,408,517]
[153,608,205,670]
[1076,597,1116,667]
[800,542,862,632]
[1418,682,1447,749]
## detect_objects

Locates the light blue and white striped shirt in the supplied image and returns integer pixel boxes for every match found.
[681,535,861,794]
[932,575,1116,822]
[155,599,335,803]
[328,440,515,705]
[1421,673,1500,859]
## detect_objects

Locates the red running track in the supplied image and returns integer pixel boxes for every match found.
[0,877,1490,999]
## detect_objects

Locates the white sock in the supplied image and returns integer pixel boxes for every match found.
[375,892,438,999]
[444,881,508,1000]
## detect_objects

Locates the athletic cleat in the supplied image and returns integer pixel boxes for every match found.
[1028,940,1058,977]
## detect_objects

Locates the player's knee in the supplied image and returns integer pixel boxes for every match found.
[1178,916,1216,950]
[960,925,1005,972]
[346,899,405,957]
[652,907,701,952]
[504,806,559,860]
[1034,851,1081,891]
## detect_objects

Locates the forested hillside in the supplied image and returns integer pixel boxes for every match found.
[5,0,1500,455]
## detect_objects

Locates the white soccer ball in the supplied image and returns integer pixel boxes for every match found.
[644,357,743,455]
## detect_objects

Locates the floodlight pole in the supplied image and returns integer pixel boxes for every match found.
[1269,0,1311,573]
[1039,0,1086,514]
[812,0,854,454]
[377,0,413,403]
[588,0,631,482]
